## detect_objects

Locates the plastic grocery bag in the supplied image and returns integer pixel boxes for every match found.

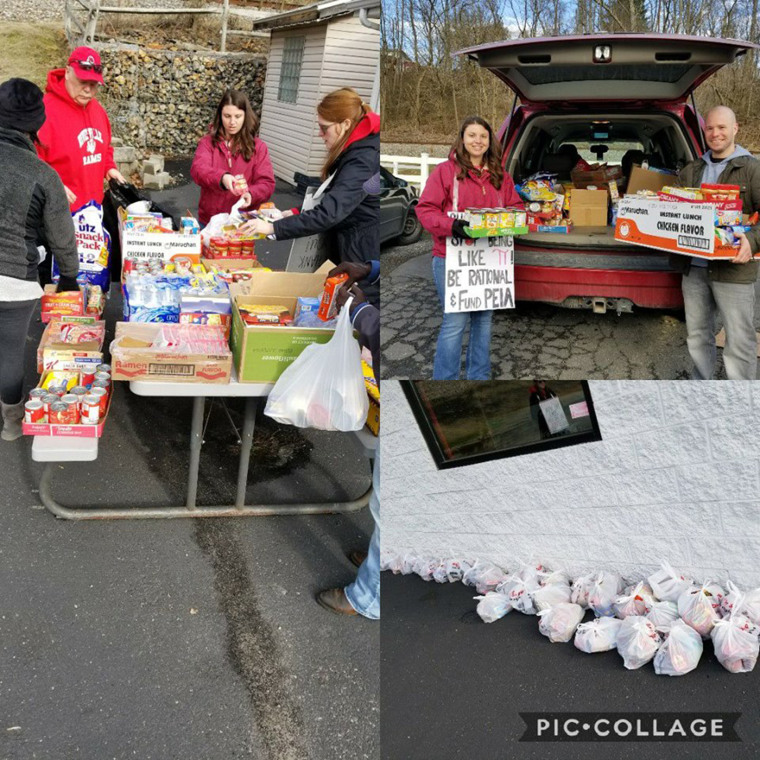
[574,617,622,654]
[538,603,584,643]
[614,581,656,619]
[721,580,760,625]
[475,591,512,624]
[501,563,548,615]
[653,620,703,676]
[648,561,693,602]
[616,616,662,669]
[264,297,369,431]
[588,572,623,617]
[710,616,760,674]
[677,582,724,638]
[646,600,680,634]
[571,574,596,608]
[533,571,573,612]
[462,561,506,594]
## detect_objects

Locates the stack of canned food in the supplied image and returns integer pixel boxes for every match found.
[25,365,111,426]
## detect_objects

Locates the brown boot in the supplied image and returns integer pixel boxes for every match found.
[316,588,358,617]
[1,401,24,441]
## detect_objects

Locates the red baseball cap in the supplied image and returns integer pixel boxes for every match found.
[68,47,104,84]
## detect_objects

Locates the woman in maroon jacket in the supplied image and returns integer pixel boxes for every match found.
[416,116,523,380]
[191,89,275,226]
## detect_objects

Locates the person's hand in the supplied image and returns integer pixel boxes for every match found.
[107,168,127,185]
[238,218,274,236]
[63,185,77,205]
[451,219,475,240]
[327,261,371,288]
[336,283,366,311]
[240,192,252,208]
[280,209,295,218]
[731,233,753,264]
[56,274,81,292]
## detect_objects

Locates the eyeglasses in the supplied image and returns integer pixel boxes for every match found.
[318,122,335,135]
[71,60,103,74]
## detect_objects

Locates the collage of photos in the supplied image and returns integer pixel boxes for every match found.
[1,0,760,757]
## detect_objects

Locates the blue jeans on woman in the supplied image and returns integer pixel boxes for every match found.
[431,256,493,380]
[344,450,380,619]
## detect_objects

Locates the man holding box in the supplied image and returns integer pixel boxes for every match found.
[669,106,760,380]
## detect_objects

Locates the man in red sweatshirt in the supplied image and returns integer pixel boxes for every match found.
[37,46,125,209]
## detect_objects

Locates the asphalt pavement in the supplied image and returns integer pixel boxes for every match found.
[381,573,760,760]
[381,235,760,380]
[0,169,379,760]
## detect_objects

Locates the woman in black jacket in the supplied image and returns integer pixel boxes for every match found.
[241,88,379,298]
[0,78,79,441]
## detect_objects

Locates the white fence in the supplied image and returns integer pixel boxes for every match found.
[380,153,446,193]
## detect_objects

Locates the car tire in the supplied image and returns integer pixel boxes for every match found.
[397,208,423,245]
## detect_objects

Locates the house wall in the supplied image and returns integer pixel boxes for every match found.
[381,380,760,588]
[259,15,379,182]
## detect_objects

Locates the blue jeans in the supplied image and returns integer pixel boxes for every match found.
[681,267,757,380]
[431,256,493,380]
[345,451,379,619]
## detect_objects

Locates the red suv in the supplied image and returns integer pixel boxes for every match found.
[457,34,757,313]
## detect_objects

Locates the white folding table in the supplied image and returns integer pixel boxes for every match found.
[33,371,375,520]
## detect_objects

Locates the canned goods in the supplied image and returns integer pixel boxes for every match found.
[81,371,96,388]
[41,394,58,414]
[96,364,111,374]
[60,393,78,406]
[89,386,108,416]
[29,388,47,401]
[62,397,80,424]
[48,401,69,424]
[92,378,109,392]
[70,386,89,398]
[94,371,111,384]
[24,400,45,424]
[81,394,101,424]
[228,240,242,257]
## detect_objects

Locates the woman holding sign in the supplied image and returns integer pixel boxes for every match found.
[416,116,523,380]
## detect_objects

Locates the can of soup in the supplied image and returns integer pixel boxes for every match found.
[24,400,45,424]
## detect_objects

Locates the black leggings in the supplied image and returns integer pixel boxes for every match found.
[0,299,37,405]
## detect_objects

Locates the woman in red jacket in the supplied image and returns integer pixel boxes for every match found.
[416,116,523,380]
[191,89,275,226]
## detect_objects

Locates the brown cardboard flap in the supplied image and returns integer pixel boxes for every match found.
[626,165,677,195]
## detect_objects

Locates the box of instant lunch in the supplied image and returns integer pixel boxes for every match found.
[229,263,335,383]
[110,322,232,383]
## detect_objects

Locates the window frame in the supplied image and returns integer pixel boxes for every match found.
[278,36,305,104]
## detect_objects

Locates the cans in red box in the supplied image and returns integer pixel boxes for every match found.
[81,394,101,424]
[48,401,69,424]
[29,388,47,401]
[89,386,108,416]
[96,364,111,374]
[70,386,88,399]
[25,400,45,423]
[41,394,58,414]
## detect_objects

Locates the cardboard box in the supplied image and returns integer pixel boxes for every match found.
[40,285,85,323]
[118,207,201,277]
[22,378,113,438]
[614,197,744,258]
[111,322,232,383]
[229,264,336,383]
[37,319,105,374]
[571,164,622,188]
[626,165,676,195]
[569,189,608,226]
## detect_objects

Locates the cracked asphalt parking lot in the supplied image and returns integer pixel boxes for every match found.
[381,235,760,380]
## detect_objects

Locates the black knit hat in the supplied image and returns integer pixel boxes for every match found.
[0,78,46,133]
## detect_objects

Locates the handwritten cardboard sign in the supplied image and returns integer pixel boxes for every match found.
[444,235,515,313]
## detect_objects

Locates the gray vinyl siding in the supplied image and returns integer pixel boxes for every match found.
[259,16,380,183]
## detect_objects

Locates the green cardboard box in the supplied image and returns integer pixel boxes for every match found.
[229,264,336,383]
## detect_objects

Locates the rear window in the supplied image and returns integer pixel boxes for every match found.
[520,64,693,86]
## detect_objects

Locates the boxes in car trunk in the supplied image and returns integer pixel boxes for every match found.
[626,165,676,195]
[569,189,608,226]
[571,165,622,188]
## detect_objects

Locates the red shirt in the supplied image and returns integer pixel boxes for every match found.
[37,68,117,209]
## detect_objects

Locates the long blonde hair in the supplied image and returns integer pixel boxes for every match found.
[318,87,370,180]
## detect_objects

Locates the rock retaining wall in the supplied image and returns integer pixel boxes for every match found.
[98,44,267,157]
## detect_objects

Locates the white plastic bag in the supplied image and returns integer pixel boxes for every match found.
[574,617,622,653]
[570,574,596,608]
[648,561,693,602]
[646,600,680,634]
[616,616,661,669]
[588,572,623,617]
[264,297,369,431]
[475,592,512,624]
[462,561,506,594]
[502,564,547,614]
[710,616,760,673]
[533,571,572,612]
[614,581,656,619]
[721,580,760,625]
[538,603,584,643]
[677,582,724,638]
[653,619,703,676]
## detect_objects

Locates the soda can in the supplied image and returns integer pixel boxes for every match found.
[48,401,69,424]
[41,394,58,414]
[24,400,45,424]
[81,394,101,424]
[89,386,109,416]
[29,388,47,401]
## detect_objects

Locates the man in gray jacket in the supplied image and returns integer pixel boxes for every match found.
[669,106,760,379]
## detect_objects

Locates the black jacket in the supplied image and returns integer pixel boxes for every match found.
[273,132,380,266]
[0,126,78,282]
